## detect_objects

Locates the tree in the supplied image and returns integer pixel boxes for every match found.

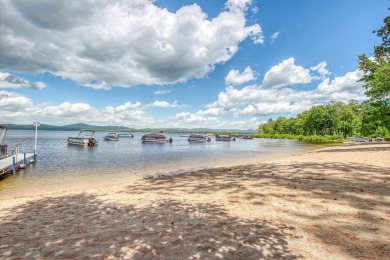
[358,11,390,100]
[358,10,390,133]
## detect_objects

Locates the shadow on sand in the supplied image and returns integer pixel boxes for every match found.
[0,194,300,259]
[124,154,390,259]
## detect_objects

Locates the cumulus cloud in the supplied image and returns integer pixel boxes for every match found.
[198,66,366,118]
[0,90,33,109]
[0,0,262,88]
[317,70,364,98]
[168,111,261,129]
[261,58,312,89]
[225,66,256,85]
[0,71,47,89]
[169,112,219,125]
[43,102,92,117]
[0,91,191,127]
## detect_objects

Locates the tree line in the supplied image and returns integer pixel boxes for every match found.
[257,100,389,139]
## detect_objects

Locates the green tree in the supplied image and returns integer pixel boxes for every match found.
[258,118,276,134]
[274,117,288,134]
[359,11,390,100]
[358,10,390,134]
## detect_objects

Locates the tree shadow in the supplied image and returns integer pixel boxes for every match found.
[0,194,301,259]
[122,158,390,259]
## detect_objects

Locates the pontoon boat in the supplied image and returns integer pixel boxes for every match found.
[141,133,172,143]
[188,134,211,142]
[67,130,98,146]
[103,133,119,141]
[117,132,134,138]
[215,134,236,141]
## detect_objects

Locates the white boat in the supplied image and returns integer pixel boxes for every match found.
[241,135,253,139]
[188,134,211,142]
[117,132,134,138]
[67,130,98,147]
[141,133,172,143]
[103,133,119,141]
[215,134,236,141]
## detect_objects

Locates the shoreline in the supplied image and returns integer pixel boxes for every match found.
[0,141,328,200]
[0,142,389,259]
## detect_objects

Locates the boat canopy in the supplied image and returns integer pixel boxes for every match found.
[189,134,206,138]
[0,125,7,144]
[77,129,96,138]
[142,133,167,140]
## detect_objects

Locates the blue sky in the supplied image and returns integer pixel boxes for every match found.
[0,0,388,129]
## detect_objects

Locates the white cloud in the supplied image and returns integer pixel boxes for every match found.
[262,58,312,89]
[197,107,225,116]
[168,111,261,129]
[170,112,191,121]
[0,0,263,88]
[83,81,111,90]
[317,70,364,98]
[270,31,280,43]
[198,65,366,118]
[0,71,47,90]
[169,112,219,126]
[42,102,92,118]
[0,90,33,109]
[104,102,143,114]
[310,61,330,79]
[147,100,186,108]
[154,90,171,95]
[0,92,188,127]
[225,66,256,85]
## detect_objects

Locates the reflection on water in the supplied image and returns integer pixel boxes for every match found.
[1,130,321,198]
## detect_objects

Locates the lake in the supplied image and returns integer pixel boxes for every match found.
[1,130,320,198]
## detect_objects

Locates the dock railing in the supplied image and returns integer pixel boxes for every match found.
[0,145,37,176]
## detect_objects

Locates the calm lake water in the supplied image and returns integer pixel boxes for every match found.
[1,130,320,198]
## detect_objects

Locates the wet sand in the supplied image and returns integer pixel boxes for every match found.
[0,143,389,259]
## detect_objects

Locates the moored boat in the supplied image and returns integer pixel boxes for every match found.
[215,134,236,141]
[117,132,134,138]
[241,135,253,139]
[103,133,119,141]
[188,134,211,142]
[141,133,172,143]
[67,130,98,147]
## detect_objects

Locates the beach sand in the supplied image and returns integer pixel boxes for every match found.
[0,143,389,259]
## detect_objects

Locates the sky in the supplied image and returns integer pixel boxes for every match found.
[0,0,388,130]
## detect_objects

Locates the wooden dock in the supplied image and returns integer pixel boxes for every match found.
[0,153,36,176]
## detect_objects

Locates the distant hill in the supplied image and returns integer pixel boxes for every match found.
[2,123,256,133]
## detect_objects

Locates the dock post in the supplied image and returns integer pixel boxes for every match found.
[12,157,16,174]
[24,153,27,165]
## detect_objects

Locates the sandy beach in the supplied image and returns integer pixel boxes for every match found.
[0,142,389,259]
